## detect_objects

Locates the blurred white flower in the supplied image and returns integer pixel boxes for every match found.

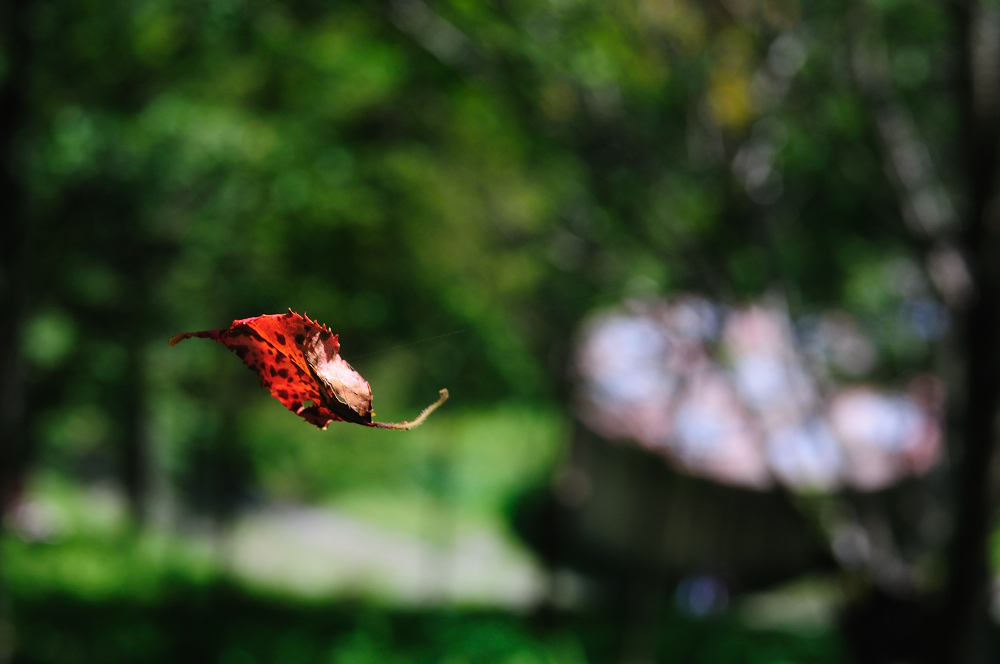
[574,296,942,493]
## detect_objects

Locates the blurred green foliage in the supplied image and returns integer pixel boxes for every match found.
[6,526,844,664]
[2,0,965,657]
[9,585,844,664]
[4,479,846,663]
[14,0,954,515]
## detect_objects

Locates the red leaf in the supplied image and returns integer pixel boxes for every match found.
[169,310,447,430]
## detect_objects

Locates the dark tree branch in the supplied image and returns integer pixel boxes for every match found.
[941,1,1000,661]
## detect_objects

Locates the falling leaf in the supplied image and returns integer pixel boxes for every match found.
[169,310,448,430]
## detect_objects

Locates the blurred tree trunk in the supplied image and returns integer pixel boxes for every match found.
[117,229,162,525]
[121,342,148,523]
[0,2,31,663]
[943,1,1000,661]
[0,0,31,513]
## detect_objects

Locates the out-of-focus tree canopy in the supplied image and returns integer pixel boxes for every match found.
[6,0,956,528]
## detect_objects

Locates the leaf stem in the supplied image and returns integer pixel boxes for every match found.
[167,330,218,346]
[371,389,449,430]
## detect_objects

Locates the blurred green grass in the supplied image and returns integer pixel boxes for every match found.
[240,400,565,510]
[3,473,848,664]
[5,539,847,664]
